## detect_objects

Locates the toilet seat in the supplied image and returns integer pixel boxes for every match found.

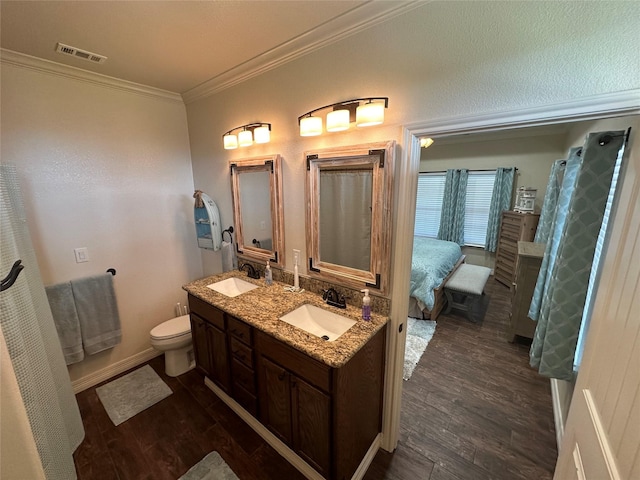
[150,314,191,341]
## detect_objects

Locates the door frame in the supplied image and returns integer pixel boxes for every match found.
[382,89,640,451]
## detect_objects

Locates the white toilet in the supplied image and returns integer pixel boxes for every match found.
[150,314,195,377]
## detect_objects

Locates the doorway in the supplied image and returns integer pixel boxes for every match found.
[382,93,640,458]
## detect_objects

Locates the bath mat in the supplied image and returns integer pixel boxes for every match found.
[179,451,239,480]
[96,365,172,426]
[403,318,436,381]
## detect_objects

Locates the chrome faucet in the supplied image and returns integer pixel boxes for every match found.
[323,287,347,309]
[240,263,259,279]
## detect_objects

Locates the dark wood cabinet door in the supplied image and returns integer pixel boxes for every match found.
[291,376,331,477]
[207,322,230,393]
[258,356,292,445]
[190,314,211,376]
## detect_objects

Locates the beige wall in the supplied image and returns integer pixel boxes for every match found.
[0,0,637,389]
[420,132,567,268]
[420,133,567,212]
[0,63,203,384]
[186,1,639,283]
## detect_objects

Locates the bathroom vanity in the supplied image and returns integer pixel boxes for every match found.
[184,272,387,480]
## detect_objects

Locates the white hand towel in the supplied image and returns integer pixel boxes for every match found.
[221,240,237,272]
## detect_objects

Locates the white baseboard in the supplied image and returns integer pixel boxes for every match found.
[550,378,574,450]
[204,377,381,480]
[71,348,163,393]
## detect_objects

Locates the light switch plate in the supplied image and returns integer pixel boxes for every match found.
[74,247,89,263]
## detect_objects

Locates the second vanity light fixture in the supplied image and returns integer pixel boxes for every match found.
[298,97,389,137]
[223,123,271,150]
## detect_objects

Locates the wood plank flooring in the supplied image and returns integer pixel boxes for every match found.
[364,278,557,480]
[73,277,557,479]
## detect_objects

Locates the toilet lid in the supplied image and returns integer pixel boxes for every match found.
[150,314,191,340]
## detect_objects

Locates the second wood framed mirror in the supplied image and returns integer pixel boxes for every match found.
[305,141,394,294]
[230,154,285,267]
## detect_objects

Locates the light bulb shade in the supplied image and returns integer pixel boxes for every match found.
[326,109,350,132]
[300,116,323,136]
[223,134,238,149]
[420,137,434,148]
[356,101,385,127]
[254,125,270,144]
[238,129,253,147]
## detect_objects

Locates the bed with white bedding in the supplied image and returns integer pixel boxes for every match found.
[409,237,464,320]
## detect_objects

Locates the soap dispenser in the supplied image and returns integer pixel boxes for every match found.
[265,260,273,286]
[361,289,371,321]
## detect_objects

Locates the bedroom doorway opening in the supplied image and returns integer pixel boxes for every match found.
[382,94,639,458]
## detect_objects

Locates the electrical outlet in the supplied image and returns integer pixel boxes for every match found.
[74,247,89,263]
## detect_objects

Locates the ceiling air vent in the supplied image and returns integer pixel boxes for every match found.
[55,43,107,64]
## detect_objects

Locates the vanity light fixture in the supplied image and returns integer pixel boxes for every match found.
[298,97,388,137]
[222,123,271,150]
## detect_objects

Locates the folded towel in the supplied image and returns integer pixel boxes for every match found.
[71,273,121,355]
[45,282,84,365]
[221,240,237,272]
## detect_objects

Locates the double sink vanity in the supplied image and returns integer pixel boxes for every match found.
[188,140,395,479]
[184,271,387,480]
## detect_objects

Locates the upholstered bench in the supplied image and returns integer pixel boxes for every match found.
[444,264,492,322]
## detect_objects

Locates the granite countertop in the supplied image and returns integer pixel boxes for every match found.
[183,270,388,368]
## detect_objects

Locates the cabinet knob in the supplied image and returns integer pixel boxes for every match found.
[278,371,286,381]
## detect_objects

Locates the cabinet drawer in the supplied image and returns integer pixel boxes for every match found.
[497,248,516,266]
[502,212,523,227]
[501,223,521,240]
[188,295,225,330]
[499,239,517,255]
[256,330,331,393]
[495,268,513,287]
[233,383,257,417]
[230,337,253,369]
[232,358,256,395]
[228,316,252,345]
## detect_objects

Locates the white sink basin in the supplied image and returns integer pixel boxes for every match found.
[206,277,258,297]
[280,304,356,341]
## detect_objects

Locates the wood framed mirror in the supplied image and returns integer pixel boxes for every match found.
[230,154,285,267]
[305,141,394,294]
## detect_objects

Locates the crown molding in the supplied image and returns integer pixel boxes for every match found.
[405,89,640,136]
[0,48,183,103]
[182,1,426,104]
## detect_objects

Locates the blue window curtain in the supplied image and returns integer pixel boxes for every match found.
[528,147,582,323]
[437,169,468,245]
[484,167,515,252]
[529,131,626,381]
[534,159,566,243]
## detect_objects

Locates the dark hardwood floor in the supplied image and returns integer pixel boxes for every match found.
[364,278,557,480]
[73,277,557,480]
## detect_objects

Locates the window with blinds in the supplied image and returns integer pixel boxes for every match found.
[464,172,496,246]
[415,173,446,238]
[414,170,496,246]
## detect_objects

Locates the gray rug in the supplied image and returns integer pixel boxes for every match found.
[403,318,436,381]
[179,451,239,480]
[96,364,172,426]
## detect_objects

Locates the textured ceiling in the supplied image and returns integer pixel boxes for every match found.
[0,1,415,95]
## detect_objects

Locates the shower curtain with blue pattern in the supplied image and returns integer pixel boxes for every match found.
[528,131,626,381]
